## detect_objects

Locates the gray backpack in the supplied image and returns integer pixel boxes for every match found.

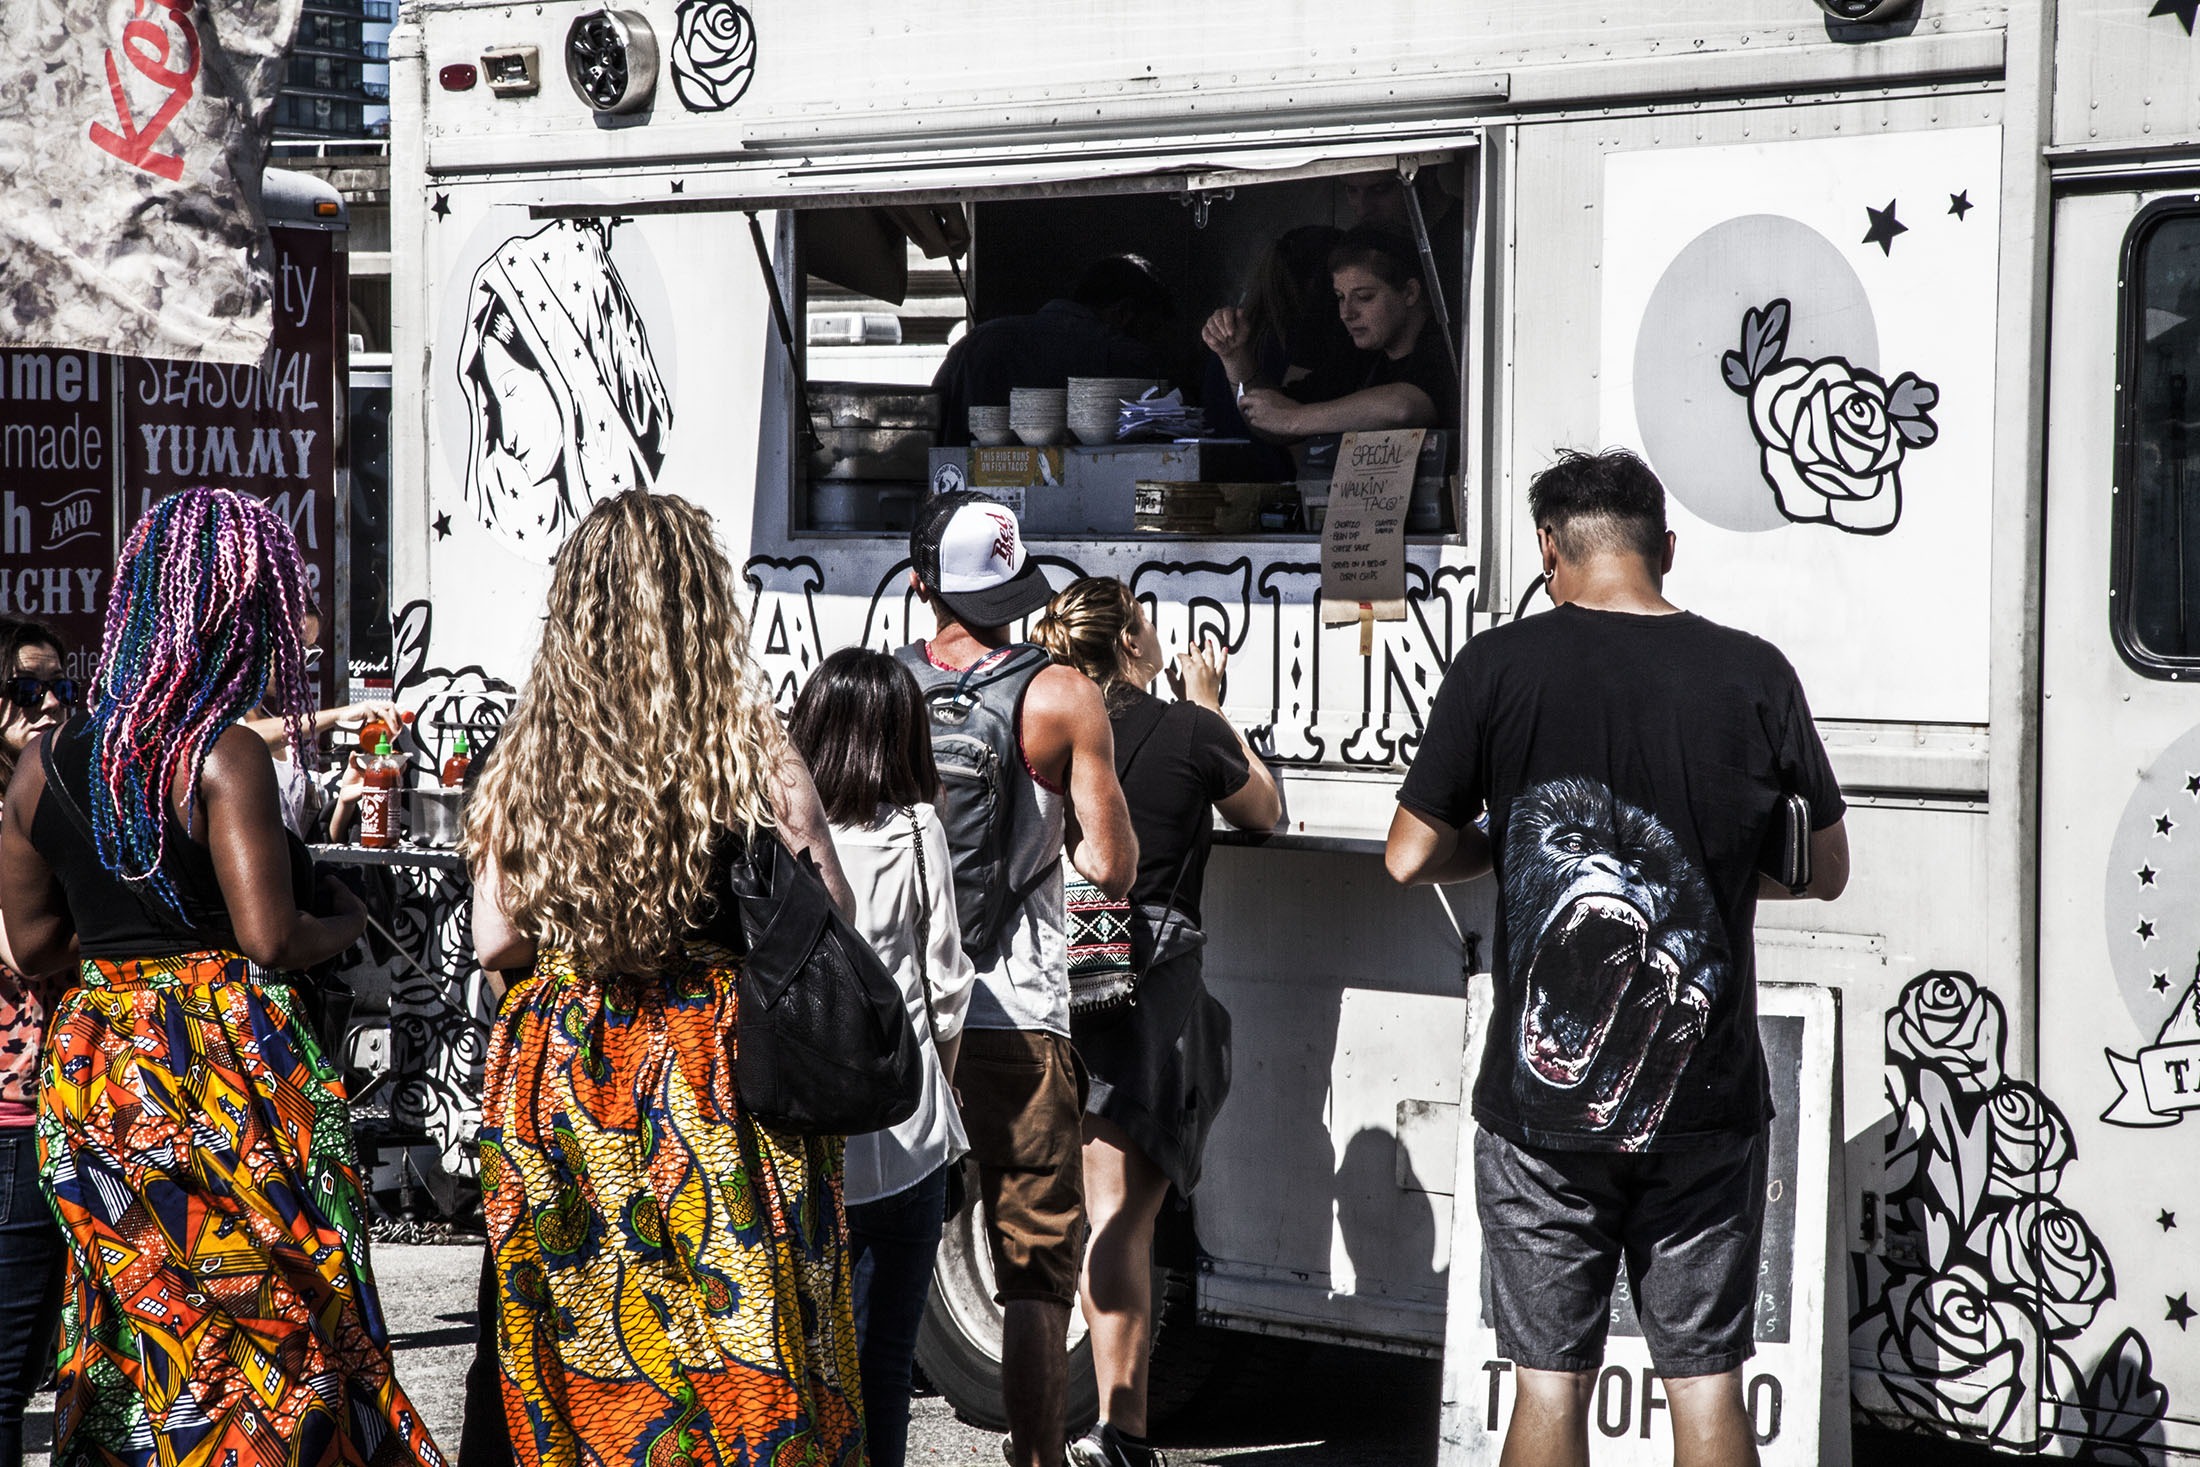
[894,641,1056,964]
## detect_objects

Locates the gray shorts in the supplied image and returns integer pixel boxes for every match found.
[1474,1125,1767,1378]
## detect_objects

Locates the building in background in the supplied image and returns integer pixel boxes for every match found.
[276,0,391,139]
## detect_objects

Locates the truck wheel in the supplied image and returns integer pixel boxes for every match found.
[915,1178,1099,1433]
[914,1179,1228,1433]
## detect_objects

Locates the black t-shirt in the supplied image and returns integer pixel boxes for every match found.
[1397,605,1844,1153]
[1360,319,1457,436]
[1112,690,1250,928]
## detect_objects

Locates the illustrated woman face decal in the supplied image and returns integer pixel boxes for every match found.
[455,219,673,554]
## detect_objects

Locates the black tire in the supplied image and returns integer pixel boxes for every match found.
[913,1174,1231,1433]
[915,1175,1100,1433]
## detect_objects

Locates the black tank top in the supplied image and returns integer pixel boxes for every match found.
[29,717,313,960]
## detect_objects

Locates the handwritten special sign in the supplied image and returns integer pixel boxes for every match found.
[1321,428,1423,628]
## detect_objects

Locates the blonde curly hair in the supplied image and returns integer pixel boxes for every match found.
[464,491,784,978]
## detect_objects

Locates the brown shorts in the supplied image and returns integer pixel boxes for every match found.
[957,1028,1088,1307]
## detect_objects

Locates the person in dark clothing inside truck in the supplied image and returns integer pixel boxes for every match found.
[934,255,1177,446]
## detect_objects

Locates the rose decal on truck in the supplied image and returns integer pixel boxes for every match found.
[1721,297,1939,535]
[1850,971,2172,1456]
[669,0,756,111]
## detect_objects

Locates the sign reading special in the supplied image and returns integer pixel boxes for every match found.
[1322,428,1422,631]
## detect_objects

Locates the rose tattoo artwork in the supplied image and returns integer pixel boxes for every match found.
[669,0,757,111]
[1850,971,2172,1457]
[1721,297,1940,536]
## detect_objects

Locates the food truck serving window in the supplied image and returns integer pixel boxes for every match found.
[2115,202,2200,677]
[789,161,1474,543]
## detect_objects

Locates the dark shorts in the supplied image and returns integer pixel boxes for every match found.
[957,1028,1088,1307]
[1474,1126,1767,1378]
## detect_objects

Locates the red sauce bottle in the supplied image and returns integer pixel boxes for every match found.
[357,708,415,754]
[441,731,471,788]
[358,735,401,849]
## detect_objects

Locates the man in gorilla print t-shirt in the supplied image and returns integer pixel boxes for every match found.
[1386,449,1847,1467]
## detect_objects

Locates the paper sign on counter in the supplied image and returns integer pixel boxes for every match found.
[1321,428,1423,633]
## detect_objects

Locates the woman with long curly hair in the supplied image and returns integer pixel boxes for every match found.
[0,488,442,1467]
[466,490,863,1467]
[1032,578,1279,1467]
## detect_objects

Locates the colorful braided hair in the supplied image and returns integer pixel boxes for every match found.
[88,487,317,914]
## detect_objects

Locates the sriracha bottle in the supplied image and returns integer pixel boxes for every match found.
[358,735,401,849]
[441,732,471,788]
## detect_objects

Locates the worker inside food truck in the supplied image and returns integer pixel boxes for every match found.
[933,256,1178,447]
[797,165,1469,536]
[1204,226,1458,444]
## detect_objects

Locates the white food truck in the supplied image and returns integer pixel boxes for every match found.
[370,0,2200,1459]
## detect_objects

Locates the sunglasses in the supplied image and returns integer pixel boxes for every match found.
[5,676,79,713]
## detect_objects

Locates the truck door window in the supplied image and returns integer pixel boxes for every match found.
[2117,205,2200,674]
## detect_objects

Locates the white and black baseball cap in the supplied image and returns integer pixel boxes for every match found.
[910,491,1052,627]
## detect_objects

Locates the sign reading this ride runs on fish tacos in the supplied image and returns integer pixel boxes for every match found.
[0,0,306,363]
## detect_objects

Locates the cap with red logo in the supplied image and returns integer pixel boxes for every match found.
[909,490,1053,628]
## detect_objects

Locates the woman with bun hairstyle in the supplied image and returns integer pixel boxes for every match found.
[1032,578,1279,1467]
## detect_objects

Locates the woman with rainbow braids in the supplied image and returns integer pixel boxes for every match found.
[0,488,445,1467]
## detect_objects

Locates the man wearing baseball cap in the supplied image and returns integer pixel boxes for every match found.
[896,492,1137,1467]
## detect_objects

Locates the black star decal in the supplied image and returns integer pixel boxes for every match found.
[2158,812,2178,837]
[2138,918,2157,941]
[432,512,452,540]
[2141,864,2159,886]
[2156,972,2172,993]
[670,179,685,194]
[2169,1294,2196,1329]
[1948,191,1973,221]
[2154,0,2199,35]
[1863,199,1908,255]
[2162,1210,2179,1230]
[431,193,451,220]
[2187,772,2200,796]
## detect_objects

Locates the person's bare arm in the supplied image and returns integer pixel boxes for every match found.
[199,726,368,970]
[1170,640,1281,832]
[1385,803,1493,888]
[1024,664,1137,899]
[1,748,79,976]
[1240,382,1437,438]
[771,753,855,919]
[470,840,537,986]
[1758,819,1851,901]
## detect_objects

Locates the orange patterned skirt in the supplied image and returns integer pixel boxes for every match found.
[478,943,864,1467]
[38,951,444,1467]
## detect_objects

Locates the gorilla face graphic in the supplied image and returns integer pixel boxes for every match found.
[1501,776,1728,1149]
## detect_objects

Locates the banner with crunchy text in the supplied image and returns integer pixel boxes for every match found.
[0,0,303,362]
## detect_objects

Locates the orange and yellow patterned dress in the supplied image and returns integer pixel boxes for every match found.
[38,951,444,1467]
[478,943,864,1467]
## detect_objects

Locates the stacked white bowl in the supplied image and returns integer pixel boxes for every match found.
[1009,387,1068,447]
[1067,377,1167,445]
[967,405,1015,447]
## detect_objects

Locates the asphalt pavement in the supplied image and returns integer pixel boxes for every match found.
[21,1239,1443,1467]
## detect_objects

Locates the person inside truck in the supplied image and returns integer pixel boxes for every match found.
[1339,168,1465,320]
[1197,224,1359,464]
[933,255,1177,446]
[1224,228,1457,442]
